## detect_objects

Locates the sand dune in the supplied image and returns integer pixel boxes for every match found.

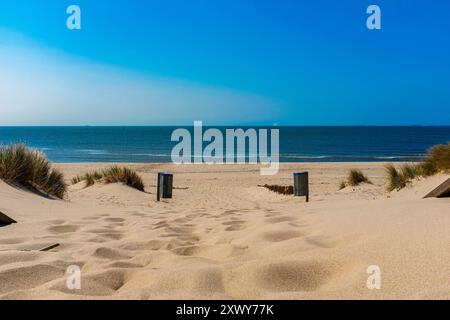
[0,163,448,299]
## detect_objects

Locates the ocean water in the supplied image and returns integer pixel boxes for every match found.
[0,126,449,163]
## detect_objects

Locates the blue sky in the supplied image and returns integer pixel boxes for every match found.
[0,0,449,125]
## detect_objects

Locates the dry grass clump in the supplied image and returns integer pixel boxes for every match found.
[386,142,449,191]
[0,144,66,199]
[103,166,145,191]
[72,166,145,191]
[71,171,103,187]
[348,169,371,186]
[339,169,371,189]
[423,142,450,173]
[259,184,294,195]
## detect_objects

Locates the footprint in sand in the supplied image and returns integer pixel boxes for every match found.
[260,230,303,242]
[170,245,200,256]
[304,236,337,248]
[47,224,80,234]
[265,216,296,224]
[164,226,195,234]
[256,260,337,292]
[81,216,101,221]
[100,232,124,240]
[150,267,225,295]
[130,212,146,217]
[0,237,30,245]
[86,236,108,243]
[223,209,239,216]
[225,224,247,231]
[93,247,131,260]
[92,270,128,290]
[162,233,200,243]
[106,261,143,269]
[222,220,247,231]
[152,221,170,230]
[0,264,65,295]
[88,228,125,240]
[222,220,245,226]
[0,251,40,265]
[172,217,190,224]
[103,217,125,223]
[120,239,166,251]
[48,219,66,225]
[51,269,128,297]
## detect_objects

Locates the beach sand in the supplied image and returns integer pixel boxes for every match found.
[0,162,448,299]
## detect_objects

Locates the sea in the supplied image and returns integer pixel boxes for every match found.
[0,126,449,163]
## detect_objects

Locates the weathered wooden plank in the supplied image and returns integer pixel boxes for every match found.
[423,178,450,198]
[0,211,17,225]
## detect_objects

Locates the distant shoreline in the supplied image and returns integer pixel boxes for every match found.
[1,125,450,128]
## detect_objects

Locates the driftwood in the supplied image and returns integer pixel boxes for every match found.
[259,184,294,195]
[39,243,60,252]
[423,178,450,198]
[0,243,60,253]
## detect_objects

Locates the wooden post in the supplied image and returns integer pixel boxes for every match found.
[156,173,162,201]
[293,172,309,202]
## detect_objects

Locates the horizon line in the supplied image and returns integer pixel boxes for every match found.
[1,124,450,128]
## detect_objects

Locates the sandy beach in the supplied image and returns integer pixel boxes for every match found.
[0,162,449,300]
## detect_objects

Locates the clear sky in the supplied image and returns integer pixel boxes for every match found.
[0,0,449,125]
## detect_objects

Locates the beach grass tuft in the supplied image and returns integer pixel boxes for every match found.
[385,164,407,192]
[103,166,145,191]
[386,142,449,191]
[424,142,450,173]
[259,184,294,195]
[72,166,145,191]
[71,175,84,185]
[347,169,371,186]
[0,144,66,199]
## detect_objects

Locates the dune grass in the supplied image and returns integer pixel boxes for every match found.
[386,142,449,191]
[425,142,450,173]
[347,169,371,186]
[385,164,407,192]
[72,166,145,191]
[338,180,347,190]
[339,169,371,189]
[71,171,103,187]
[0,144,66,199]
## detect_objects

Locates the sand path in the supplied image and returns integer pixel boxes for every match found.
[0,163,448,299]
